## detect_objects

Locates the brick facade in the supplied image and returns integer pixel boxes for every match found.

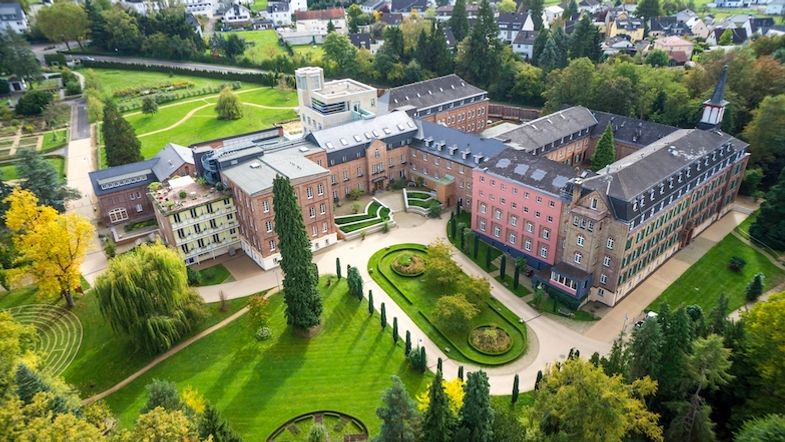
[421,100,489,134]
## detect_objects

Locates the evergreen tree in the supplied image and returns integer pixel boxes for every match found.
[405,330,412,354]
[457,0,500,88]
[534,370,543,390]
[102,101,142,167]
[375,376,420,442]
[347,265,363,300]
[563,0,578,18]
[458,366,464,381]
[511,374,519,405]
[591,125,616,171]
[707,293,729,335]
[532,28,550,65]
[455,371,494,442]
[569,14,602,62]
[198,404,243,442]
[537,34,561,72]
[327,19,336,33]
[422,371,453,442]
[141,379,186,414]
[419,346,427,371]
[746,272,765,301]
[15,364,50,404]
[381,302,387,329]
[449,0,469,42]
[393,317,399,343]
[415,30,430,68]
[215,86,242,120]
[629,317,663,381]
[368,290,374,314]
[14,148,79,212]
[336,257,342,279]
[657,307,692,402]
[529,0,544,30]
[273,175,322,331]
[430,23,453,76]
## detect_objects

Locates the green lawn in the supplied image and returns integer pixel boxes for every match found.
[335,202,383,225]
[0,157,65,182]
[648,233,785,313]
[251,0,268,11]
[42,129,69,152]
[194,263,232,286]
[369,244,528,366]
[448,212,502,272]
[292,44,324,62]
[81,68,237,98]
[340,208,391,233]
[736,209,758,237]
[240,30,286,62]
[103,277,430,439]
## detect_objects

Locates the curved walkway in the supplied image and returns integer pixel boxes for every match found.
[124,86,296,119]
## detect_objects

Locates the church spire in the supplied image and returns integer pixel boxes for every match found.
[697,65,729,130]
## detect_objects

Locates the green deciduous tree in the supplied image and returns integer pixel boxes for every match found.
[591,125,616,172]
[273,175,322,332]
[100,8,143,54]
[422,371,453,442]
[745,95,785,188]
[15,90,52,116]
[0,31,40,81]
[455,370,494,442]
[719,28,733,46]
[36,2,89,50]
[498,0,516,12]
[529,358,663,442]
[102,101,142,167]
[645,49,671,67]
[127,407,197,441]
[636,0,662,23]
[375,376,420,442]
[142,96,158,115]
[215,86,243,120]
[322,32,359,78]
[743,292,785,402]
[433,294,479,332]
[94,242,207,354]
[749,163,785,250]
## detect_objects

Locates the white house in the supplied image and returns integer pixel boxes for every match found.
[223,2,251,26]
[544,5,564,24]
[497,12,533,44]
[0,2,27,33]
[294,7,347,34]
[263,1,291,26]
[512,30,537,60]
[766,0,785,15]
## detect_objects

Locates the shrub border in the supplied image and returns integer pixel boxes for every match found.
[267,410,368,442]
[467,324,514,356]
[390,253,427,278]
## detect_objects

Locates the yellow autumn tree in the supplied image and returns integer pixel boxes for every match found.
[416,377,464,415]
[4,189,94,307]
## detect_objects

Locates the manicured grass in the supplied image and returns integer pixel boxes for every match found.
[340,208,392,233]
[409,198,440,208]
[81,68,237,98]
[448,212,502,272]
[42,129,69,152]
[251,0,268,11]
[194,263,232,286]
[648,233,785,314]
[369,244,528,366]
[406,191,432,199]
[0,157,65,182]
[335,201,383,225]
[123,218,158,232]
[292,44,324,62]
[495,274,531,298]
[103,277,430,439]
[241,30,286,62]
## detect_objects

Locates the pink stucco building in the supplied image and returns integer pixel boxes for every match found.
[471,150,576,269]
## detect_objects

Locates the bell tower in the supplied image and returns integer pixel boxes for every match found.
[697,65,729,131]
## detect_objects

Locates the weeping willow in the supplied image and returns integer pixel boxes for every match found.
[94,242,206,354]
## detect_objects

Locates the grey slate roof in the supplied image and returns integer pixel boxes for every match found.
[513,30,537,45]
[713,27,748,44]
[380,12,403,25]
[306,111,418,153]
[581,128,748,222]
[0,2,24,21]
[483,148,579,197]
[380,74,487,114]
[443,28,456,48]
[495,106,597,152]
[591,111,679,148]
[497,12,528,31]
[390,0,427,12]
[348,32,372,49]
[411,120,509,168]
[89,144,195,196]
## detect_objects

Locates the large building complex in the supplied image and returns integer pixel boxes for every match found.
[90,67,747,311]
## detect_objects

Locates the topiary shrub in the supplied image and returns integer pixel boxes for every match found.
[255,326,272,341]
[391,253,426,277]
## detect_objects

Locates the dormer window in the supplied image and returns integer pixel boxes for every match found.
[659,184,665,194]
[669,178,674,188]
[590,198,598,210]
[650,190,655,201]
[633,201,638,211]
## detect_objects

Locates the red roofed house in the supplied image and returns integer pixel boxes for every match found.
[294,7,347,34]
[653,35,694,65]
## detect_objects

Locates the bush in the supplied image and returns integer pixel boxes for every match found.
[428,204,442,218]
[65,80,82,95]
[729,256,747,272]
[103,238,116,258]
[349,188,363,201]
[186,267,202,286]
[255,326,272,341]
[15,90,53,116]
[407,347,426,372]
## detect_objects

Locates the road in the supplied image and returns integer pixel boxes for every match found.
[70,99,90,140]
[67,54,274,76]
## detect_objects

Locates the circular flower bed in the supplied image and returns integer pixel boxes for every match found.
[468,325,513,355]
[391,253,426,277]
[268,411,369,441]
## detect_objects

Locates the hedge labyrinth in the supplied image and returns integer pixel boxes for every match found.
[5,304,83,376]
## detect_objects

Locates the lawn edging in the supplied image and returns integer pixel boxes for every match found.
[403,188,441,217]
[336,198,396,239]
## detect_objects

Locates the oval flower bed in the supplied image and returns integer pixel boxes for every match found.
[468,325,512,355]
[391,253,426,277]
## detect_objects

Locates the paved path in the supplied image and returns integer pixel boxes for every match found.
[66,99,106,285]
[197,213,610,394]
[584,207,753,342]
[82,303,256,405]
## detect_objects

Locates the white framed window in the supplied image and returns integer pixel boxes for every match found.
[320,203,326,215]
[574,252,582,264]
[312,224,317,236]
[317,183,324,195]
[542,228,550,240]
[493,225,501,237]
[322,222,328,233]
[306,187,313,199]
[600,274,608,285]
[607,238,615,249]
[479,220,487,232]
[509,232,517,244]
[509,215,518,227]
[603,256,611,267]
[135,204,143,213]
[524,239,532,251]
[309,207,316,218]
[108,207,128,223]
[539,247,548,258]
[590,198,598,209]
[265,220,273,232]
[494,209,502,220]
[268,240,276,251]
[262,200,270,213]
[577,235,585,247]
[479,203,487,214]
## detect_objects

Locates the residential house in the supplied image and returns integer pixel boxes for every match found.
[649,16,692,37]
[607,9,644,42]
[390,0,428,13]
[380,12,403,25]
[0,2,26,33]
[653,35,694,65]
[185,13,203,37]
[767,25,785,36]
[263,1,291,26]
[544,5,564,25]
[183,0,216,16]
[498,12,534,44]
[512,30,537,60]
[766,0,784,15]
[435,3,479,22]
[378,74,490,133]
[223,2,251,26]
[444,28,457,49]
[602,36,637,56]
[362,0,389,14]
[289,0,308,12]
[714,0,748,7]
[745,17,775,36]
[707,27,748,46]
[253,19,275,30]
[578,0,601,13]
[348,32,373,50]
[295,7,347,34]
